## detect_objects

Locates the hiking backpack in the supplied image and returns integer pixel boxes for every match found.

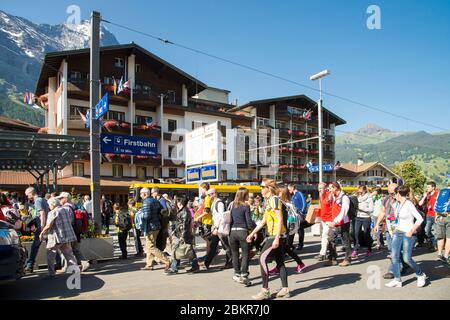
[347,195,358,220]
[117,210,132,231]
[284,202,301,236]
[134,209,144,231]
[74,207,89,234]
[434,188,450,214]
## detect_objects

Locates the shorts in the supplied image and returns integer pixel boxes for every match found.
[435,216,450,240]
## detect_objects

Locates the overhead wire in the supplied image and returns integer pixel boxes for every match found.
[102,19,449,132]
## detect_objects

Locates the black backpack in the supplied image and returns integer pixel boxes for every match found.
[117,210,132,231]
[347,195,358,220]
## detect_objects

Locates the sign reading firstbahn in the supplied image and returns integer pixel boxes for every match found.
[101,133,158,156]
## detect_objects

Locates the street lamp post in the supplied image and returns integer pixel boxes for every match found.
[310,69,330,184]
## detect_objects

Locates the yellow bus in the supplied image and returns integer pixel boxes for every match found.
[129,183,262,206]
[129,183,387,206]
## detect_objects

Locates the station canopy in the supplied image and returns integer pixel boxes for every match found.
[0,131,90,190]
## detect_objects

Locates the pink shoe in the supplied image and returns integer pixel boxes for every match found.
[268,266,279,275]
[295,263,306,273]
[351,250,358,258]
[365,250,372,257]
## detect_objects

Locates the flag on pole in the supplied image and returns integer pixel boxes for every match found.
[123,80,129,91]
[117,76,124,94]
[113,78,117,95]
[77,108,87,123]
[303,109,312,120]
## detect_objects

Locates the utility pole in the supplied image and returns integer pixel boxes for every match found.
[90,11,101,233]
[310,69,330,184]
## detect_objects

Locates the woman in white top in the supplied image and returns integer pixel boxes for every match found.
[385,185,427,288]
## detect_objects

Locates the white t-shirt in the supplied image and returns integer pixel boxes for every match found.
[395,200,424,233]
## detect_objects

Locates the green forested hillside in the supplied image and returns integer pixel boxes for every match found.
[336,130,450,185]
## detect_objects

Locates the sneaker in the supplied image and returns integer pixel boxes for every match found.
[323,260,338,266]
[24,266,34,274]
[141,266,154,271]
[315,254,325,261]
[365,250,372,257]
[165,269,178,275]
[417,273,427,287]
[239,276,252,286]
[383,272,394,279]
[437,255,447,263]
[186,267,200,273]
[295,263,306,273]
[268,266,279,275]
[232,275,241,282]
[385,279,402,288]
[275,287,291,298]
[351,250,358,258]
[81,261,90,272]
[252,288,271,300]
[296,245,303,251]
[339,259,351,267]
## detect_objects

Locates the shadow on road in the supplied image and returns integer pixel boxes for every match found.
[291,273,362,297]
[1,273,105,300]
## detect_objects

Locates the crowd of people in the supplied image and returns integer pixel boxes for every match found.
[0,178,449,298]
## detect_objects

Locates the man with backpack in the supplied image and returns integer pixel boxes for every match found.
[287,184,307,250]
[58,192,90,272]
[199,188,233,270]
[114,203,132,259]
[101,195,113,235]
[434,182,450,265]
[325,182,352,267]
[140,188,170,271]
[24,187,49,273]
[419,181,439,251]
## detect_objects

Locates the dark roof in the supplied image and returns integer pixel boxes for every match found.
[35,43,208,96]
[0,116,40,132]
[234,94,346,126]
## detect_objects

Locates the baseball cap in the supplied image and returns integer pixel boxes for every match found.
[56,192,71,200]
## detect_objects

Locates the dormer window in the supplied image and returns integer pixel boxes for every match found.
[114,57,124,68]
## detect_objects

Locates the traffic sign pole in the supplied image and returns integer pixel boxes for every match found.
[90,11,102,234]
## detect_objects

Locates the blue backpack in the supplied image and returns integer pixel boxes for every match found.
[434,188,450,215]
[135,209,144,231]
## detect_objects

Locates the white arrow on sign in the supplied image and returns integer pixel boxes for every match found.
[103,136,112,144]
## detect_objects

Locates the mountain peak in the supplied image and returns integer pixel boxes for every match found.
[356,123,391,135]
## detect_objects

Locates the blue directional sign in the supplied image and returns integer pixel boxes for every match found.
[187,167,201,182]
[101,134,157,156]
[308,163,334,173]
[95,92,109,120]
[201,165,217,180]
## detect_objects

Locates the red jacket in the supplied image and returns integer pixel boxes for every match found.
[320,191,333,222]
[427,191,438,217]
[331,191,350,226]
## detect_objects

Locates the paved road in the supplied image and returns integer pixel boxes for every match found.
[1,235,449,300]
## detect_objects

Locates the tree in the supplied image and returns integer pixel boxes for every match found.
[393,160,427,194]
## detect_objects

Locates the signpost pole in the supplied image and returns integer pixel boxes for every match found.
[90,11,102,233]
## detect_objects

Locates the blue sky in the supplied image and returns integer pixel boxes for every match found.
[2,0,450,133]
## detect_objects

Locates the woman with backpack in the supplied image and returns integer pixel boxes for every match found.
[166,197,199,274]
[229,187,256,286]
[114,203,132,259]
[267,186,305,275]
[128,199,144,257]
[247,178,290,300]
[385,185,427,288]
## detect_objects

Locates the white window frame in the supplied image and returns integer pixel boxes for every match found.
[114,57,124,68]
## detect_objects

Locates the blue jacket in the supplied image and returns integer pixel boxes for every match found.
[292,191,306,214]
[141,197,162,234]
